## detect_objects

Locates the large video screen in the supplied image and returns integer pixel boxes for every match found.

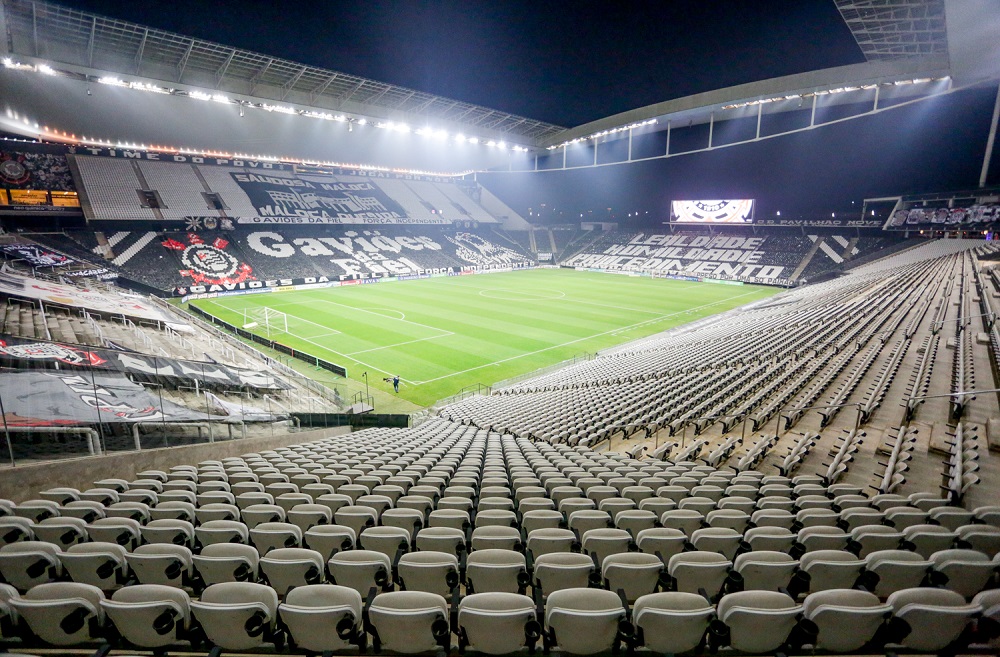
[671,199,754,224]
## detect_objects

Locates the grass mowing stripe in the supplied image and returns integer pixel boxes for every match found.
[192,269,779,406]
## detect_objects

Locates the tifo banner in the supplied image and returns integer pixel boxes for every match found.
[0,333,290,391]
[566,233,788,283]
[0,243,75,267]
[0,370,213,426]
[231,173,411,224]
[0,270,173,323]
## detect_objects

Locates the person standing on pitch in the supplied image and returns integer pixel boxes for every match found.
[393,375,400,393]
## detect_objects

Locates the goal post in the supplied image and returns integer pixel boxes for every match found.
[243,306,289,338]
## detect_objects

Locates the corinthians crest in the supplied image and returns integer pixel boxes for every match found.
[165,233,254,286]
[0,338,106,366]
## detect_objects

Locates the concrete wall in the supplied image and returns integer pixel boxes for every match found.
[0,426,350,502]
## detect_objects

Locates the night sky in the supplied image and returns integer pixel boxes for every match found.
[57,0,865,127]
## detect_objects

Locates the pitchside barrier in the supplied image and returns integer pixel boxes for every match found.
[186,304,348,377]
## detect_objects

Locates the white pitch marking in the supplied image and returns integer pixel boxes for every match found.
[347,332,454,356]
[409,289,766,385]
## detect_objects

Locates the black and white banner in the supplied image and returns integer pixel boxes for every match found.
[0,370,213,426]
[0,243,74,267]
[231,173,412,224]
[0,333,290,391]
[566,234,788,282]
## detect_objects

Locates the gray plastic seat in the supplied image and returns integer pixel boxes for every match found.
[544,587,626,655]
[368,590,450,653]
[458,592,539,654]
[278,584,364,652]
[633,591,715,654]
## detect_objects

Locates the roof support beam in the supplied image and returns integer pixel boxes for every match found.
[392,90,416,109]
[86,16,95,67]
[279,65,307,101]
[248,58,273,95]
[214,48,235,88]
[134,27,148,74]
[176,39,194,82]
[309,72,339,102]
[336,78,367,106]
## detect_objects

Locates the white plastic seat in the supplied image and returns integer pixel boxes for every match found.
[888,587,981,651]
[193,543,259,585]
[126,544,193,588]
[397,550,460,597]
[521,510,564,535]
[796,526,849,552]
[633,591,714,654]
[533,552,595,596]
[957,523,1000,558]
[734,550,800,591]
[690,527,744,559]
[544,587,626,655]
[471,525,523,551]
[745,526,796,553]
[635,527,687,563]
[60,542,129,591]
[614,510,658,539]
[9,582,105,645]
[191,582,280,650]
[194,502,240,524]
[802,588,891,652]
[380,508,424,540]
[195,519,249,546]
[707,509,751,533]
[141,519,195,548]
[279,584,364,652]
[715,590,802,653]
[850,524,904,557]
[359,526,412,560]
[799,549,864,593]
[659,509,705,536]
[0,517,35,548]
[13,500,60,523]
[602,552,663,602]
[750,508,795,530]
[930,548,997,598]
[303,524,356,560]
[249,521,302,554]
[884,506,928,530]
[328,549,392,595]
[668,551,733,599]
[902,523,957,558]
[86,517,141,550]
[415,526,467,558]
[259,547,325,596]
[368,590,450,653]
[101,583,190,648]
[581,528,632,567]
[466,549,528,594]
[527,528,579,558]
[0,541,62,590]
[568,510,613,537]
[286,503,333,534]
[864,549,932,598]
[334,506,378,536]
[32,516,87,550]
[149,500,196,523]
[458,591,539,654]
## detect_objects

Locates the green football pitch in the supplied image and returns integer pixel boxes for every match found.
[191,269,780,407]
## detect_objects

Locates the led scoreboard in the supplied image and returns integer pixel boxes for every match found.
[671,199,755,224]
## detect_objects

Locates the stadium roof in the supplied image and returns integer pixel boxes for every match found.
[834,0,949,61]
[0,0,566,143]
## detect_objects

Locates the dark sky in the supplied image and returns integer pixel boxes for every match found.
[59,0,865,127]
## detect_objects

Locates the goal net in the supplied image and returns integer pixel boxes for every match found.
[243,306,289,338]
